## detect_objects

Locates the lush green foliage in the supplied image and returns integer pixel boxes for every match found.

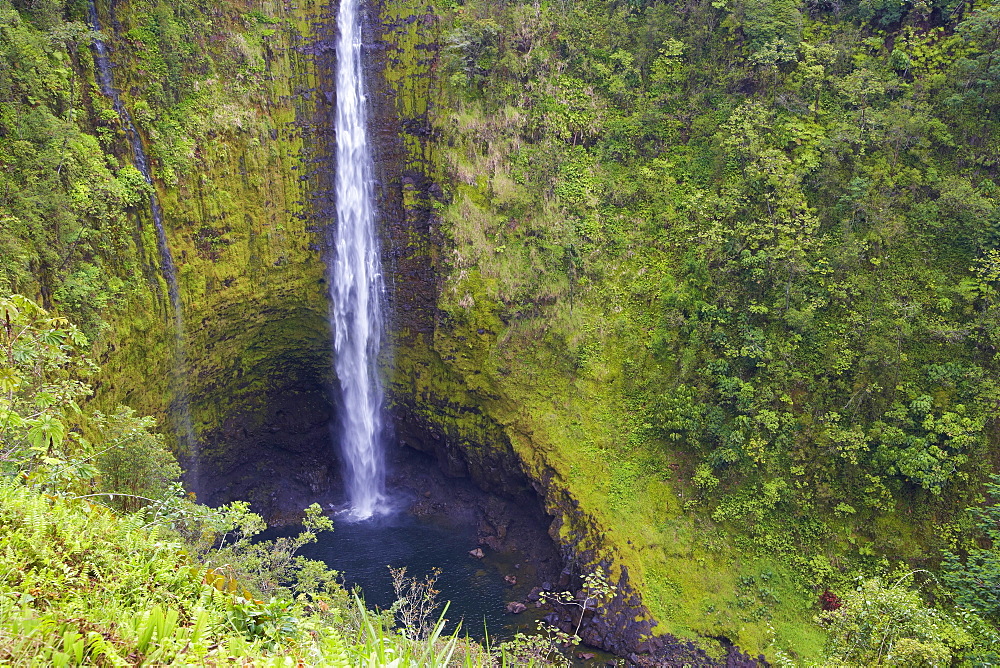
[1,293,181,509]
[819,574,975,666]
[0,481,510,666]
[0,2,138,335]
[942,476,1000,622]
[88,407,181,513]
[0,295,561,665]
[424,0,1000,658]
[441,0,1000,505]
[1,294,96,486]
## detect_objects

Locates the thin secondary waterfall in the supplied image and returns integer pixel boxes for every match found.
[88,3,178,309]
[330,0,386,520]
[87,2,199,486]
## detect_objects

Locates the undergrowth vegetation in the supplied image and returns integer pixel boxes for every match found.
[0,293,574,665]
[416,0,1000,659]
[0,480,503,666]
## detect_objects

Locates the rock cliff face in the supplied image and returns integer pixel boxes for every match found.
[85,0,335,481]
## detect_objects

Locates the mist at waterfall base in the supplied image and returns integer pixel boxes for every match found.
[259,511,523,641]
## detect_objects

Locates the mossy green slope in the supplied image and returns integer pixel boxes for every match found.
[380,0,1000,660]
[90,0,333,444]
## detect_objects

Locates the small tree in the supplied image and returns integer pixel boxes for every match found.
[206,502,335,599]
[497,628,571,667]
[90,406,182,512]
[818,573,973,666]
[388,565,443,640]
[541,565,613,641]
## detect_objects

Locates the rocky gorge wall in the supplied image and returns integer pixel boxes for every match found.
[76,0,339,501]
[369,1,767,664]
[1,0,344,490]
[81,3,686,658]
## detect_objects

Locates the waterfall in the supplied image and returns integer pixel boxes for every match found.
[330,0,386,520]
[87,2,199,487]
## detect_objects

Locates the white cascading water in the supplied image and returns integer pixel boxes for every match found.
[331,0,386,520]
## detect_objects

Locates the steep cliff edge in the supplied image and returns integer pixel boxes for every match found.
[0,0,339,502]
[373,1,778,662]
[90,0,334,455]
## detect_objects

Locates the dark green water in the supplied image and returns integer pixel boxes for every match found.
[263,511,518,640]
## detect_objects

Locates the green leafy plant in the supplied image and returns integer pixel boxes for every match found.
[0,295,95,486]
[818,573,973,666]
[539,565,613,646]
[942,476,1000,620]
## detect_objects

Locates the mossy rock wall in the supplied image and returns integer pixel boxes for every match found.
[78,0,337,463]
[369,0,734,662]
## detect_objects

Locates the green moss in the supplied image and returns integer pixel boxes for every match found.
[74,0,334,448]
[374,3,830,655]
